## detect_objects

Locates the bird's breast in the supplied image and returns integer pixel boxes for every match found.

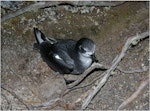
[79,56,92,69]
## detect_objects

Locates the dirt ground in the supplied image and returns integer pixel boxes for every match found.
[1,1,149,110]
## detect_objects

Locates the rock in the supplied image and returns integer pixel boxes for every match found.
[1,1,24,11]
[39,76,66,100]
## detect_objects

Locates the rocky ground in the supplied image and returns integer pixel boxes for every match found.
[1,1,149,110]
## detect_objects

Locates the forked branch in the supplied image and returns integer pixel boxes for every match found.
[81,31,149,109]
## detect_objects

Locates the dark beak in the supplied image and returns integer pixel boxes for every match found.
[91,54,99,62]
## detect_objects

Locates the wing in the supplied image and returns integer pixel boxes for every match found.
[39,42,74,73]
[51,51,74,72]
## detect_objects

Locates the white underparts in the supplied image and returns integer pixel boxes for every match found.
[79,53,92,68]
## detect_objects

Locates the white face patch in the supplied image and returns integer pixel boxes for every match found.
[54,54,62,60]
[82,51,93,57]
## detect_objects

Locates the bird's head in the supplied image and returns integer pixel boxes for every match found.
[76,38,95,58]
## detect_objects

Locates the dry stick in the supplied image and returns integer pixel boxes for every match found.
[62,73,105,98]
[117,66,149,74]
[67,62,107,89]
[117,75,149,110]
[66,63,148,94]
[31,98,75,110]
[1,1,125,22]
[1,86,30,110]
[30,98,61,109]
[2,2,45,22]
[1,1,60,22]
[81,31,149,109]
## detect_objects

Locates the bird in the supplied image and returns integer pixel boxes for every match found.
[33,28,97,75]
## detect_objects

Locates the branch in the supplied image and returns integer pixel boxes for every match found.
[62,73,105,97]
[117,75,149,110]
[1,2,60,22]
[30,98,76,110]
[81,31,149,109]
[117,66,149,74]
[67,62,108,89]
[30,98,61,109]
[1,1,125,22]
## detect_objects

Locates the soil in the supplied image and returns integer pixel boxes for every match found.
[1,1,149,110]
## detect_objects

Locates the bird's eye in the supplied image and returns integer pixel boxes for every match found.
[79,46,86,53]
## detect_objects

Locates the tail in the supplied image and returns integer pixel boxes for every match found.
[34,28,58,44]
[34,28,47,44]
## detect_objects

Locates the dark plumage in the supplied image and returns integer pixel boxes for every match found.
[34,28,97,75]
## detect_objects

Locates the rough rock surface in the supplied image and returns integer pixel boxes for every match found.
[1,1,149,110]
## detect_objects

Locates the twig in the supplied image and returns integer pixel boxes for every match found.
[81,31,149,109]
[30,98,60,108]
[30,98,75,110]
[1,1,125,22]
[67,62,108,89]
[117,75,149,110]
[62,73,105,97]
[117,66,149,74]
[1,2,60,22]
[1,86,30,110]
